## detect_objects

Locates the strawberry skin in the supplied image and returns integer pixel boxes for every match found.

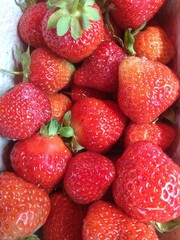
[43,192,87,240]
[73,40,125,92]
[18,2,48,48]
[70,97,127,153]
[109,0,167,30]
[83,200,159,239]
[42,5,104,63]
[64,151,115,204]
[113,141,180,223]
[0,82,51,140]
[0,172,51,240]
[10,132,72,193]
[134,26,175,64]
[124,121,176,150]
[118,56,180,123]
[29,48,75,93]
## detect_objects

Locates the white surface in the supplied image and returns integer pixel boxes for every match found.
[0,0,24,171]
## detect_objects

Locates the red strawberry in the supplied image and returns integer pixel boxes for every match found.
[70,97,127,153]
[0,171,51,240]
[64,151,115,204]
[29,48,75,93]
[0,82,51,140]
[113,141,180,223]
[118,56,179,123]
[83,200,159,239]
[10,120,72,193]
[134,26,175,64]
[43,192,87,240]
[18,2,48,48]
[42,1,104,63]
[109,0,167,30]
[73,40,125,92]
[124,121,176,150]
[47,93,72,123]
[71,84,111,103]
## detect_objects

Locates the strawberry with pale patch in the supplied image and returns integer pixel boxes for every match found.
[118,56,179,123]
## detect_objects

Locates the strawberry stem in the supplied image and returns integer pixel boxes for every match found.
[0,68,23,76]
[71,0,80,14]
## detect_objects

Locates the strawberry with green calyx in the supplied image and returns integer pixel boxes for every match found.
[42,0,104,62]
[113,141,180,223]
[10,119,72,193]
[0,172,51,240]
[64,97,127,153]
[118,56,180,124]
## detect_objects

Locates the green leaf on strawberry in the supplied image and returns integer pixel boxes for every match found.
[153,220,180,233]
[46,0,101,40]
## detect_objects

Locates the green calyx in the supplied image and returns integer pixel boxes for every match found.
[40,119,60,137]
[152,220,180,233]
[0,45,31,82]
[15,0,42,12]
[124,22,146,56]
[46,0,101,40]
[19,234,40,240]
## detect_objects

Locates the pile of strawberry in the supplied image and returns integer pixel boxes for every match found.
[0,0,180,239]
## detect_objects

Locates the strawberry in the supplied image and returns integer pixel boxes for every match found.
[71,84,112,103]
[41,0,104,63]
[83,200,159,239]
[70,97,127,153]
[124,121,176,150]
[0,171,51,240]
[63,151,115,204]
[134,26,175,64]
[18,2,48,48]
[113,141,180,223]
[47,93,72,123]
[0,82,51,140]
[42,192,87,240]
[73,40,125,92]
[109,0,167,30]
[29,48,75,93]
[118,56,180,123]
[10,120,72,193]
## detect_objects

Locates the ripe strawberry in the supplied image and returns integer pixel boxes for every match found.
[118,56,179,123]
[18,2,48,48]
[0,171,51,240]
[47,93,72,123]
[124,121,176,150]
[109,0,167,30]
[64,151,115,204]
[83,200,159,239]
[42,192,87,240]
[113,141,180,223]
[0,82,51,140]
[71,84,111,103]
[42,0,104,63]
[134,26,175,64]
[70,97,127,153]
[29,48,75,93]
[10,120,72,193]
[73,40,125,92]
